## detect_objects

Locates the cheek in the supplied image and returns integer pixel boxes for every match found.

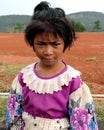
[59,46,65,53]
[55,49,64,57]
[33,45,39,52]
[33,47,43,56]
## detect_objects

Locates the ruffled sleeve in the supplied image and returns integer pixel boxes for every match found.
[6,75,25,130]
[68,83,98,130]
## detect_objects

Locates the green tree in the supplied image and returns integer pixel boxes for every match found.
[14,23,25,32]
[92,20,101,31]
[71,20,86,32]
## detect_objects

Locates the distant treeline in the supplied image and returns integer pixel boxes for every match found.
[0,11,104,32]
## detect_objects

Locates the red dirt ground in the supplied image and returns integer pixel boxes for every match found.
[0,32,104,94]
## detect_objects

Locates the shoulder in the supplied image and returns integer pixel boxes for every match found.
[20,63,35,73]
[66,64,81,78]
[10,63,35,92]
[17,63,36,86]
[66,65,83,93]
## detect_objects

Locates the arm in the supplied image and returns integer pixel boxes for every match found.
[6,75,25,130]
[68,79,98,130]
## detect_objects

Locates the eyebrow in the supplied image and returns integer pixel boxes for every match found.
[36,40,61,43]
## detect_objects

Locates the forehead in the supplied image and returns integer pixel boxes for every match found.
[34,32,62,41]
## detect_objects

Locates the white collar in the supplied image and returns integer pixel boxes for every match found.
[21,63,80,94]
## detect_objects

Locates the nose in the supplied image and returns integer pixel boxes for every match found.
[43,45,53,55]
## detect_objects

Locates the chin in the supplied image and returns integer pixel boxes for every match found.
[41,58,59,67]
[42,61,55,67]
[44,62,54,66]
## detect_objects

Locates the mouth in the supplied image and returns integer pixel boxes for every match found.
[43,58,53,61]
[42,57,54,62]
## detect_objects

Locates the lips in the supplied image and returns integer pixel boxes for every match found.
[44,58,53,61]
[42,57,54,62]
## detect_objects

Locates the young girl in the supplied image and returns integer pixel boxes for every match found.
[6,1,98,130]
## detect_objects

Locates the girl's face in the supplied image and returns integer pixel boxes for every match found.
[33,32,64,67]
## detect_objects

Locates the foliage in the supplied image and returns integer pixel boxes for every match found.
[68,11,104,32]
[0,97,8,122]
[92,20,101,32]
[71,20,86,32]
[94,101,104,121]
[0,62,26,92]
[0,12,104,32]
[14,23,25,32]
[85,56,99,62]
[0,15,30,32]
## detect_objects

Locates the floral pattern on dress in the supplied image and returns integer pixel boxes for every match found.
[68,98,98,130]
[6,92,25,130]
[70,109,90,130]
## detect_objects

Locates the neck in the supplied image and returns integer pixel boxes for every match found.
[35,60,66,77]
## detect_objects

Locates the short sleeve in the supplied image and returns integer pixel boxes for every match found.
[68,83,98,130]
[6,75,25,130]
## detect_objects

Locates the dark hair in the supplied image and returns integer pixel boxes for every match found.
[25,1,76,51]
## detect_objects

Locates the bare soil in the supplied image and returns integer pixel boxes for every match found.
[0,32,104,130]
[0,32,104,94]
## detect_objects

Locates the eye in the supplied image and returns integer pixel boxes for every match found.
[52,41,61,47]
[37,41,46,46]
